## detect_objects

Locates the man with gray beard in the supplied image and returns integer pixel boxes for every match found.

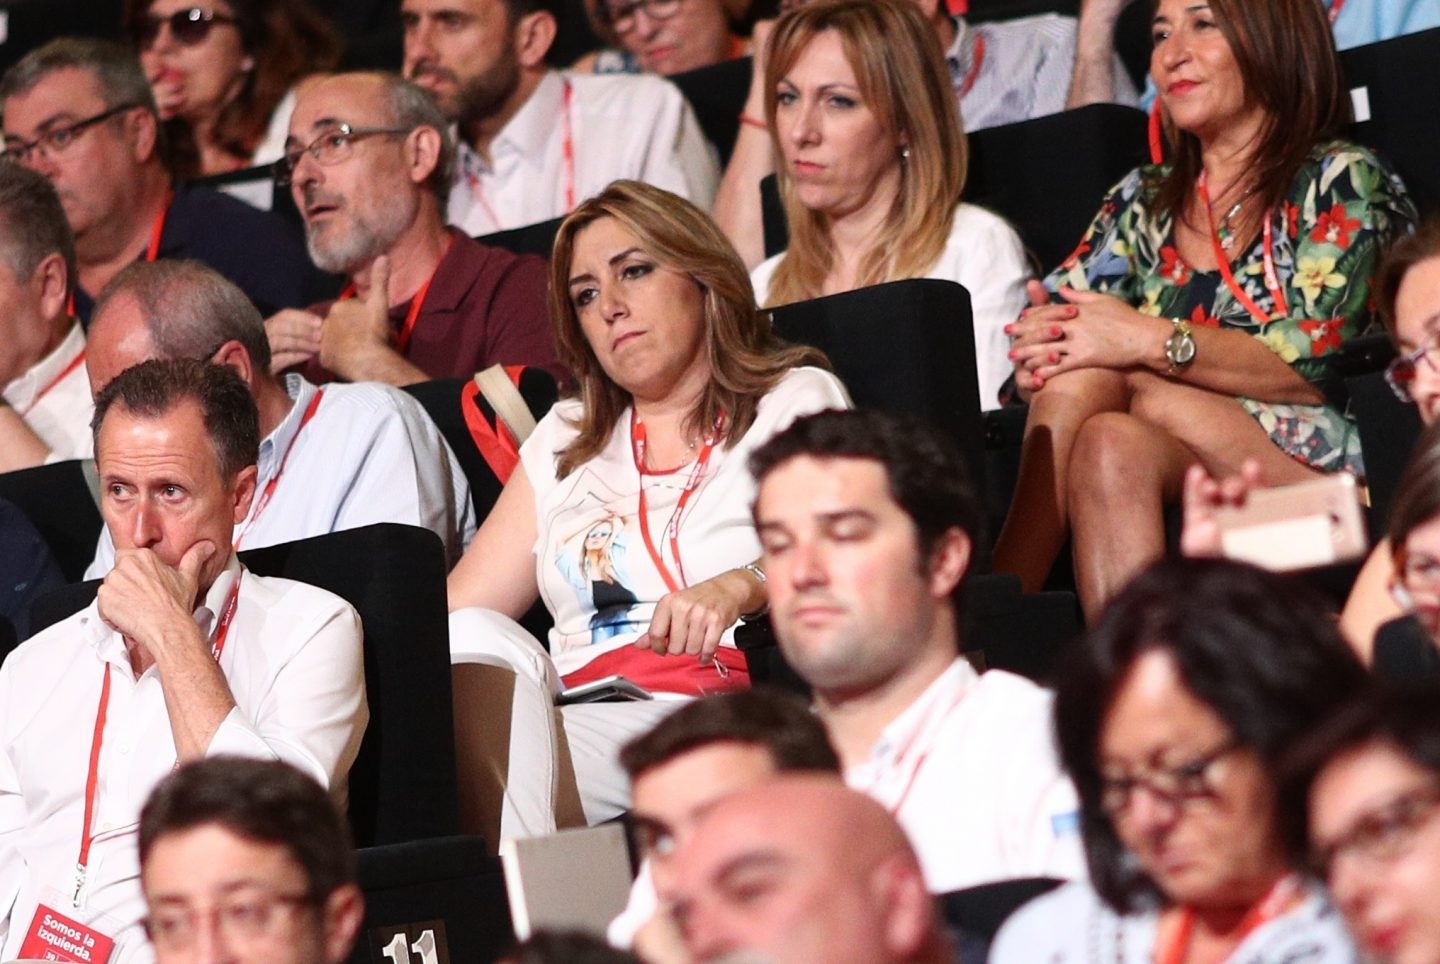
[265,72,558,387]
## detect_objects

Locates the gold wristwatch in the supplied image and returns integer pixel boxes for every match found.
[1164,318,1196,375]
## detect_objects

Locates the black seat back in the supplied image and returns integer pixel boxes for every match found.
[1341,26,1440,217]
[0,459,104,583]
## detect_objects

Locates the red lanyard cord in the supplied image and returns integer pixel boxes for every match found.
[76,573,242,906]
[19,349,86,417]
[233,388,324,549]
[1196,173,1289,327]
[468,78,575,230]
[1156,875,1303,964]
[336,235,453,355]
[630,412,725,594]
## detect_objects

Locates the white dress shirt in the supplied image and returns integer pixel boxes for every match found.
[751,203,1030,411]
[0,557,367,962]
[844,659,1086,893]
[87,374,477,578]
[3,321,93,463]
[448,70,721,235]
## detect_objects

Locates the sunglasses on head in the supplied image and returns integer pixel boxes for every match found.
[133,7,238,49]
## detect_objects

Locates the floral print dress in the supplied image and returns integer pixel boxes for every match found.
[1045,140,1416,475]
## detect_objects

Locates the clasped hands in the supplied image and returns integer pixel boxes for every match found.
[1006,280,1164,391]
[264,256,396,378]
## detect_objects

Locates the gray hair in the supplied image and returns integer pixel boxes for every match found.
[94,260,272,372]
[0,37,157,115]
[0,162,74,295]
[370,71,455,207]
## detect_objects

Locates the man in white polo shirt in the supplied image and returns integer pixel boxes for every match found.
[750,409,1085,892]
[0,359,366,962]
[402,0,720,234]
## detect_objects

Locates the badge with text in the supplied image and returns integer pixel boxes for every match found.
[19,904,115,963]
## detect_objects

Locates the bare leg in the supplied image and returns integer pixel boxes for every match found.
[1071,375,1327,620]
[1068,412,1197,621]
[992,368,1129,592]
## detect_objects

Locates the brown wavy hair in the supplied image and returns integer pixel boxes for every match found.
[1151,0,1349,234]
[548,180,829,480]
[762,0,966,307]
[125,0,343,176]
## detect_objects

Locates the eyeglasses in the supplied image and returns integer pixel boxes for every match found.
[1,104,141,165]
[1389,548,1440,612]
[1311,782,1440,879]
[142,890,314,951]
[606,0,682,35]
[133,7,238,50]
[274,123,413,186]
[1099,739,1241,817]
[1385,336,1440,404]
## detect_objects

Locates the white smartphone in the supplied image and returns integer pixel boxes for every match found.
[1213,473,1368,572]
[556,675,654,705]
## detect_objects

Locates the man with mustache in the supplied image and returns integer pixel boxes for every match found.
[401,0,720,235]
[0,38,324,326]
[265,72,558,387]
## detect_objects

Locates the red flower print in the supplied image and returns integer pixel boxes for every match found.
[1159,246,1191,285]
[1189,304,1220,329]
[1284,202,1300,239]
[1299,318,1344,353]
[1310,204,1362,248]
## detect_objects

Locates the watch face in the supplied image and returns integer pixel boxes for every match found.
[1166,331,1197,366]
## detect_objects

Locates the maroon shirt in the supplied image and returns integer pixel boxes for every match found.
[302,229,562,384]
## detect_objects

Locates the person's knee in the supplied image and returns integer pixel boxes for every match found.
[1068,413,1156,506]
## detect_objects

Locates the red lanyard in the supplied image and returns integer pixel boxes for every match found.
[881,686,970,817]
[1328,0,1345,23]
[233,388,324,549]
[145,192,173,263]
[18,348,86,417]
[1196,173,1289,327]
[1156,875,1302,964]
[630,411,724,593]
[959,34,986,98]
[75,573,242,906]
[468,78,575,230]
[336,234,453,354]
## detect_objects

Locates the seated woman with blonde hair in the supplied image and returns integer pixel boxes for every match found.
[447,180,849,834]
[750,0,1030,412]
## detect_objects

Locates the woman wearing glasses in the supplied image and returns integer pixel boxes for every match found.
[126,0,341,178]
[993,557,1367,963]
[1287,687,1440,964]
[576,0,748,76]
[994,0,1415,621]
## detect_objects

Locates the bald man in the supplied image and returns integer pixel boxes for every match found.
[668,776,953,964]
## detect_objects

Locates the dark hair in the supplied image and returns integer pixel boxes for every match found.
[1388,420,1440,552]
[95,259,271,372]
[1375,219,1440,339]
[749,408,984,562]
[504,930,640,964]
[619,688,840,781]
[92,358,260,480]
[139,756,355,903]
[1279,685,1440,860]
[122,0,342,177]
[1152,0,1349,234]
[0,162,75,298]
[1055,556,1367,913]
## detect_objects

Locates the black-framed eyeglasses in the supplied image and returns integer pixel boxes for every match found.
[1,104,141,165]
[606,0,682,35]
[1311,782,1440,879]
[1099,739,1241,817]
[133,7,239,50]
[142,890,315,951]
[1385,336,1440,404]
[274,123,413,186]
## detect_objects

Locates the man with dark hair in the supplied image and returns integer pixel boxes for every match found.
[138,757,364,964]
[265,71,558,386]
[608,689,839,955]
[0,38,324,323]
[401,0,719,234]
[0,359,366,962]
[749,409,1083,892]
[83,258,476,577]
[0,161,91,469]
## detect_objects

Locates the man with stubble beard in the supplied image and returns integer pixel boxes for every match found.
[264,72,559,387]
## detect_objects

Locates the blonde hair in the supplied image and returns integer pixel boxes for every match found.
[548,180,829,479]
[763,0,966,307]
